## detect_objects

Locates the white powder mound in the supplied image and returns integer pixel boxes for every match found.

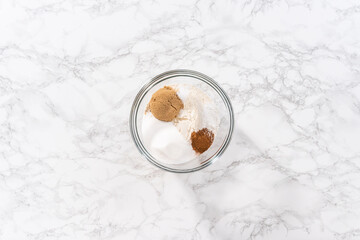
[141,113,197,164]
[174,85,219,140]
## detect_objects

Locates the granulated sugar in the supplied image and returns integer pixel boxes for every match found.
[141,113,196,164]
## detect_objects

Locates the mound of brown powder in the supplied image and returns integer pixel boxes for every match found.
[191,128,214,154]
[149,86,184,122]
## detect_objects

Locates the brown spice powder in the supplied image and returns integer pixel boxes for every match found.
[191,128,214,154]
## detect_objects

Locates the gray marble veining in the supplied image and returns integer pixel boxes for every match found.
[0,0,360,239]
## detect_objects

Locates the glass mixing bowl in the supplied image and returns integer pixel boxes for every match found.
[129,69,234,173]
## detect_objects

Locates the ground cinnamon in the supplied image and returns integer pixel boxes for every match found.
[190,128,214,154]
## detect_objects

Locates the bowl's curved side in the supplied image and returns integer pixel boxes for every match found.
[129,69,234,173]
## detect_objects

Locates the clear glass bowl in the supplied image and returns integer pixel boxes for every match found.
[129,70,234,173]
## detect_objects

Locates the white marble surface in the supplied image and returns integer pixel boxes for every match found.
[1,0,360,239]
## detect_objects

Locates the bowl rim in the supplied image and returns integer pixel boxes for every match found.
[129,69,234,173]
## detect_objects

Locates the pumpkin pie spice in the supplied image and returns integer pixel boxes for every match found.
[191,128,214,154]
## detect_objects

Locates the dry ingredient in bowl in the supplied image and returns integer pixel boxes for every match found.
[174,85,218,141]
[141,113,196,164]
[191,128,214,154]
[142,85,219,164]
[149,86,183,122]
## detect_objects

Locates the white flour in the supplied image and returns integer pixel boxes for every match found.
[174,85,219,140]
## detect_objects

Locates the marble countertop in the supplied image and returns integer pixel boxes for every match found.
[1,0,360,239]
